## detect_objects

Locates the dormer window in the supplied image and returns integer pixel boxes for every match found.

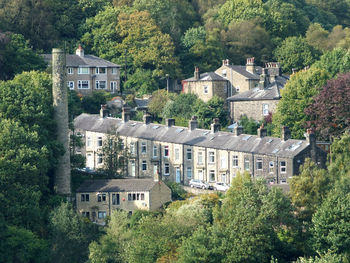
[96,67,106,74]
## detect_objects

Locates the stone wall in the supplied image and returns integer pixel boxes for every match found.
[231,99,279,121]
[52,49,71,195]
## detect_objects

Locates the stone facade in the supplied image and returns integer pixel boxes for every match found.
[44,45,120,95]
[76,179,172,224]
[52,48,71,195]
[182,68,229,102]
[74,111,327,187]
[230,99,279,121]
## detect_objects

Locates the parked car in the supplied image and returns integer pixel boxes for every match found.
[213,182,230,191]
[189,179,210,189]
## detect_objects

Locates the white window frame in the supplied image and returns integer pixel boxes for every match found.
[78,67,89,74]
[232,155,238,168]
[186,149,192,160]
[164,163,170,175]
[97,137,103,147]
[220,154,227,169]
[256,158,263,170]
[244,157,250,171]
[87,136,92,147]
[95,80,107,89]
[209,170,215,182]
[97,154,103,164]
[78,80,89,89]
[187,167,192,179]
[110,81,117,91]
[175,148,180,161]
[130,142,135,155]
[67,81,74,90]
[164,146,169,158]
[263,104,269,116]
[98,211,106,219]
[209,151,215,163]
[141,142,147,154]
[153,145,158,158]
[203,86,209,94]
[269,161,274,173]
[142,160,147,171]
[67,67,74,74]
[280,161,287,174]
[198,151,203,164]
[96,67,106,74]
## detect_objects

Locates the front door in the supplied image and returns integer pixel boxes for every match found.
[176,167,181,183]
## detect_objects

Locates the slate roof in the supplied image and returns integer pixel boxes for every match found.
[74,113,311,159]
[184,72,228,82]
[227,75,289,101]
[226,65,262,79]
[76,178,159,193]
[42,54,120,68]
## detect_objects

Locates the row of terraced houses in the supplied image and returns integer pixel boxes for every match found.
[74,107,326,187]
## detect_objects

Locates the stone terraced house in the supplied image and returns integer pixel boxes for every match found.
[74,106,326,185]
[74,107,326,187]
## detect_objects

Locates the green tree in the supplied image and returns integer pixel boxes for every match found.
[81,90,111,114]
[49,202,101,263]
[289,159,330,223]
[312,48,350,78]
[195,96,229,129]
[312,176,350,259]
[238,115,260,135]
[162,93,199,121]
[148,89,175,120]
[0,224,50,263]
[100,132,129,177]
[124,68,159,96]
[0,33,46,81]
[274,36,320,73]
[89,211,131,263]
[272,68,330,139]
[328,131,350,178]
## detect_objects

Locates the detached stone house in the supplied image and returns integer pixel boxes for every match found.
[76,178,171,224]
[227,64,289,121]
[182,67,229,102]
[43,45,121,95]
[74,107,326,187]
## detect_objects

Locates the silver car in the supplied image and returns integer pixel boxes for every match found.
[213,182,230,191]
[189,179,210,189]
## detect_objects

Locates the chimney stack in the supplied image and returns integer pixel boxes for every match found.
[166,118,175,127]
[305,128,317,162]
[257,123,267,138]
[76,44,84,57]
[194,66,200,80]
[246,57,256,74]
[233,125,244,136]
[259,68,268,90]
[211,118,220,133]
[225,59,230,66]
[281,126,291,141]
[52,48,71,195]
[143,113,152,124]
[100,104,109,118]
[189,116,198,131]
[122,105,131,122]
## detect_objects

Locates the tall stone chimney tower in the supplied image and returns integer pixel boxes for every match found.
[52,48,71,195]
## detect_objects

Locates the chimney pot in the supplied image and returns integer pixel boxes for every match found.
[166,118,175,127]
[100,104,109,118]
[76,44,84,57]
[122,105,131,122]
[257,123,267,138]
[189,116,198,131]
[143,113,152,124]
[281,126,291,141]
[211,118,220,133]
[194,66,200,80]
[233,125,244,136]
